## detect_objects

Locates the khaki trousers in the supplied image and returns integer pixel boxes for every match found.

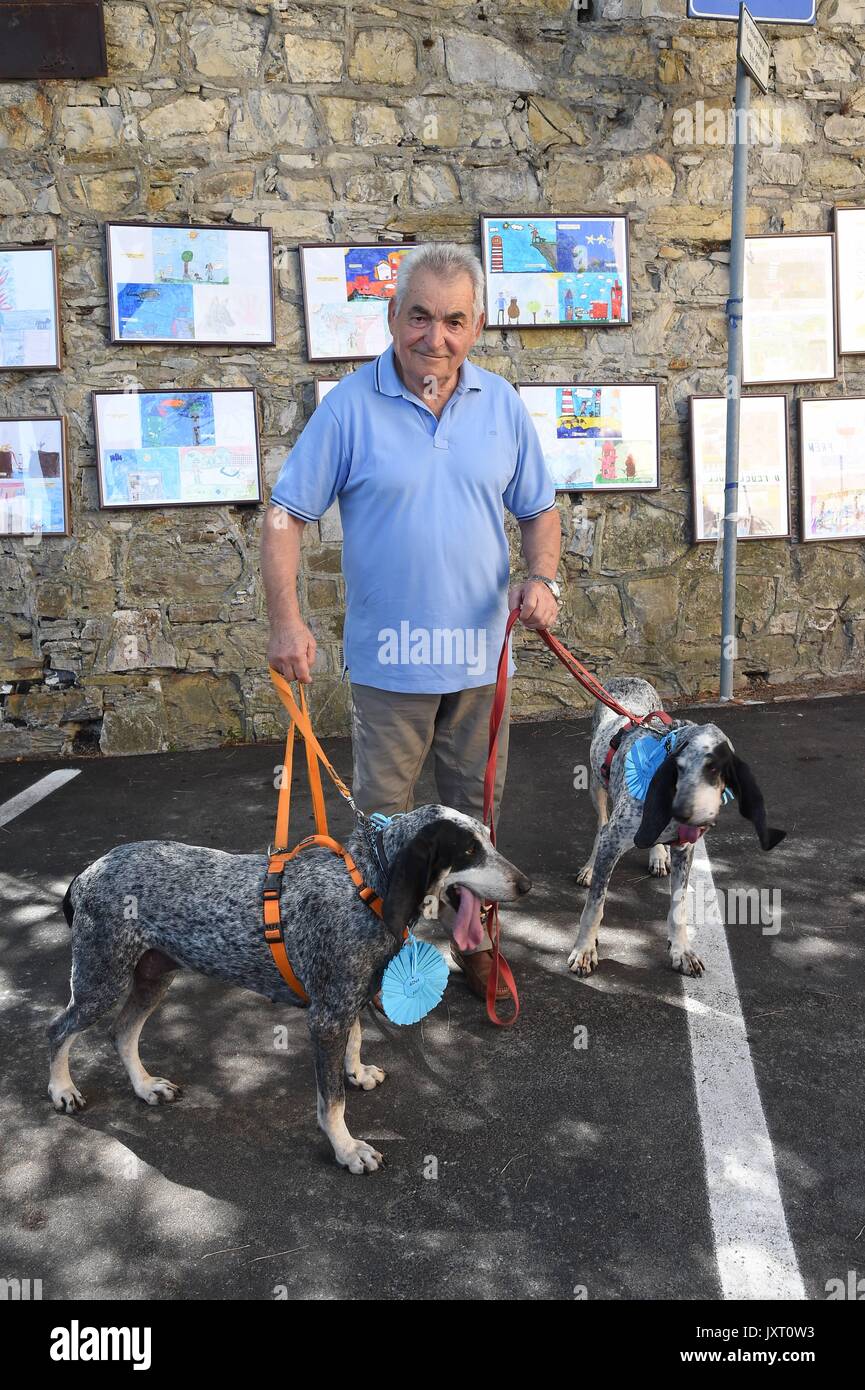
[349,681,511,952]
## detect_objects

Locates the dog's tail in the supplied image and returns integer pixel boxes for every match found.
[61,878,77,928]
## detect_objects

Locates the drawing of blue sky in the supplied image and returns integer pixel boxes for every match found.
[117,283,195,340]
[103,447,182,503]
[140,392,216,448]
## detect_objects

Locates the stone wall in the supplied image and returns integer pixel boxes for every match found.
[2,0,865,757]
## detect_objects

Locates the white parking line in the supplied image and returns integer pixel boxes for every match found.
[0,769,80,830]
[685,840,805,1300]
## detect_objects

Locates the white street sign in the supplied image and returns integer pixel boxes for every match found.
[738,6,771,93]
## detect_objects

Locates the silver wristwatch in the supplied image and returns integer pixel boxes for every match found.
[527,574,562,601]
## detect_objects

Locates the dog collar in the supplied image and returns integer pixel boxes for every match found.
[364,811,392,890]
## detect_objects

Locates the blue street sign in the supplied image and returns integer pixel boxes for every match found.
[687,0,815,21]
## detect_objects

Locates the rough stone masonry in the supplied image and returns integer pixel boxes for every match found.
[1,0,864,758]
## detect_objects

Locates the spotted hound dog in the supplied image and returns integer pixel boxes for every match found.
[570,678,785,978]
[49,807,530,1174]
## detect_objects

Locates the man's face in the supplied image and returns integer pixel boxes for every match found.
[387,269,484,398]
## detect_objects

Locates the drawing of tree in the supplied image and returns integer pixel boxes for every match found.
[526,299,541,324]
[189,396,202,445]
[181,250,193,279]
[0,263,11,312]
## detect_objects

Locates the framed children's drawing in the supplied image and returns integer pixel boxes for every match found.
[834,207,865,357]
[0,417,69,535]
[517,381,659,492]
[481,215,631,329]
[300,243,416,361]
[105,222,275,345]
[93,388,262,509]
[742,233,836,386]
[0,246,62,370]
[799,397,865,542]
[689,395,790,543]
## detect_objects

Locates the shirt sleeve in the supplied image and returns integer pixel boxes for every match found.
[503,394,557,521]
[269,400,350,522]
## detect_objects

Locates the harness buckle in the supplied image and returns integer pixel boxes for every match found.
[263,870,284,899]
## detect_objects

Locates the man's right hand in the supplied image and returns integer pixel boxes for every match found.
[268,618,317,685]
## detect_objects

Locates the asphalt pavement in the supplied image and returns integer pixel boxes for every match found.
[1,692,862,1301]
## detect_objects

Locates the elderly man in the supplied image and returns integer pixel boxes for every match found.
[262,243,560,1004]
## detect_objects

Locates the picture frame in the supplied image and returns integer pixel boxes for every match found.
[517,381,659,492]
[299,242,416,362]
[799,397,865,543]
[0,416,70,535]
[481,215,631,329]
[105,221,275,346]
[0,245,62,371]
[742,233,836,386]
[314,378,342,406]
[833,207,865,357]
[93,388,262,510]
[689,394,790,543]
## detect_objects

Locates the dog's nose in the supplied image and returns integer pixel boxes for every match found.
[516,874,531,896]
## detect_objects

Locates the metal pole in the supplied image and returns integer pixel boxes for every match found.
[720,32,751,702]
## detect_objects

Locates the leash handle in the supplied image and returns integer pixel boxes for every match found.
[274,717,295,850]
[483,608,522,1028]
[484,607,520,836]
[270,667,361,849]
[273,681,328,848]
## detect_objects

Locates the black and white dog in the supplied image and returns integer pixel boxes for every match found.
[569,678,785,979]
[49,807,530,1173]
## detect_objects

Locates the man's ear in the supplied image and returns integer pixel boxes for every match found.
[634,755,678,849]
[382,822,451,943]
[724,754,786,852]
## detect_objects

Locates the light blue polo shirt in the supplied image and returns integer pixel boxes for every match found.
[270,344,556,693]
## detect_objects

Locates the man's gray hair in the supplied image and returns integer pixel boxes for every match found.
[393,243,485,322]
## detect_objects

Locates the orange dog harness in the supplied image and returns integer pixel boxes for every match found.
[263,669,386,1004]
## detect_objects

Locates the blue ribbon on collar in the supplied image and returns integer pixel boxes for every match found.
[624,729,678,800]
[624,729,735,804]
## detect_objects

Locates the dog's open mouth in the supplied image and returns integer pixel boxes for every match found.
[446,884,485,952]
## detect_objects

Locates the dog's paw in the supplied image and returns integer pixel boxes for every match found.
[49,1082,85,1114]
[135,1076,181,1106]
[669,942,704,976]
[649,845,671,877]
[575,864,593,886]
[346,1063,386,1091]
[336,1139,384,1174]
[567,943,598,976]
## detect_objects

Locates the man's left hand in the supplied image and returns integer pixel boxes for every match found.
[508,578,560,631]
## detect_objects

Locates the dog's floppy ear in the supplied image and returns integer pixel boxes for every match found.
[633,754,678,849]
[722,751,786,851]
[382,821,457,943]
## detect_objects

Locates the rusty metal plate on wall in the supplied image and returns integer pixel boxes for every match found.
[0,0,107,80]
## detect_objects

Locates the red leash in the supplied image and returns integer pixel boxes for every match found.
[482,609,522,1026]
[535,626,670,730]
[482,610,671,1026]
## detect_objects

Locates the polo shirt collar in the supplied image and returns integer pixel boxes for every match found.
[375,343,483,400]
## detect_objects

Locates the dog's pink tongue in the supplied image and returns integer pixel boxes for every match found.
[453,886,484,951]
[678,824,703,843]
